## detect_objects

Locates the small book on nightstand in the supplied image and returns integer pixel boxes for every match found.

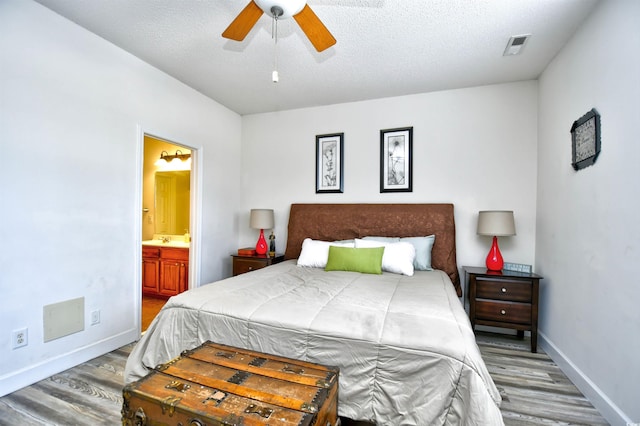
[237,247,256,256]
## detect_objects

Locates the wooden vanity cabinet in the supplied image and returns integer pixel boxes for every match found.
[142,246,189,297]
[142,247,161,294]
[158,247,189,296]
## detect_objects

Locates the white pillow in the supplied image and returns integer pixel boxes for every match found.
[400,235,435,271]
[355,239,415,276]
[297,238,354,268]
[364,235,435,271]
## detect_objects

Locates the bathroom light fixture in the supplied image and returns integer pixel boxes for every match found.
[477,210,516,271]
[250,209,275,256]
[155,150,191,166]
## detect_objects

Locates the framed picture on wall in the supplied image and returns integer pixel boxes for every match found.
[316,133,344,193]
[380,127,413,192]
[571,108,601,171]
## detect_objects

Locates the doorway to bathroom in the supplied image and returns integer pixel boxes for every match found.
[141,134,196,331]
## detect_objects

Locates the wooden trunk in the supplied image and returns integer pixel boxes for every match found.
[122,341,339,426]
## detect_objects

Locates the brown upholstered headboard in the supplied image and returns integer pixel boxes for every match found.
[284,203,461,296]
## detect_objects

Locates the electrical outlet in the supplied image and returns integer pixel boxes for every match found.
[12,328,28,349]
[91,310,100,325]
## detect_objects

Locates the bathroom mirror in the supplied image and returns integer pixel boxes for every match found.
[154,170,190,235]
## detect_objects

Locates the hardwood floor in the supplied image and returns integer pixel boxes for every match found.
[0,333,609,425]
[141,295,167,331]
[475,332,609,425]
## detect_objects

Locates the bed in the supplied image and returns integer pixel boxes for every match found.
[125,203,503,425]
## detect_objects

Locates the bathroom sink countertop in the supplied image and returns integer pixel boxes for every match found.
[142,239,190,248]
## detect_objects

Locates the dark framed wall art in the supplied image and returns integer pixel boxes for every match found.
[316,133,344,193]
[571,108,601,171]
[380,127,413,192]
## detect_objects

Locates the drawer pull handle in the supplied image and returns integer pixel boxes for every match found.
[500,309,506,315]
[501,287,507,293]
[248,266,253,270]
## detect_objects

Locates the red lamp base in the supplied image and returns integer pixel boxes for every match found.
[485,236,504,271]
[255,229,268,255]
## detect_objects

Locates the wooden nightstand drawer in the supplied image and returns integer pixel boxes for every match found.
[232,254,285,276]
[475,300,532,324]
[233,258,268,275]
[465,266,542,353]
[476,278,532,302]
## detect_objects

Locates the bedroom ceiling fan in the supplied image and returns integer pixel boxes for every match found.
[222,0,336,52]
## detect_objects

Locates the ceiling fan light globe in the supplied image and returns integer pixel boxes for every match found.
[255,0,306,19]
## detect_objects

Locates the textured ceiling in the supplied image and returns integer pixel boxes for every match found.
[34,0,599,115]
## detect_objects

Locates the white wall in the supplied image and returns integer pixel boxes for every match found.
[240,81,539,281]
[0,0,241,397]
[537,0,640,424]
[7,2,635,423]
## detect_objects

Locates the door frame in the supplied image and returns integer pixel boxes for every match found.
[134,125,202,334]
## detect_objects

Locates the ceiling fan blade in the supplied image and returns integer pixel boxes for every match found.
[222,1,264,41]
[293,4,336,52]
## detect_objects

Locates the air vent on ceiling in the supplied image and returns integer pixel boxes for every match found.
[503,34,531,56]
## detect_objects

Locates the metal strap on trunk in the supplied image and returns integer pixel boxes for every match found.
[163,364,320,414]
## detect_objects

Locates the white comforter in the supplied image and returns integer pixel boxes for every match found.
[125,260,503,425]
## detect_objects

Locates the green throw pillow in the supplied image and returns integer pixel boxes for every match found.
[325,246,384,274]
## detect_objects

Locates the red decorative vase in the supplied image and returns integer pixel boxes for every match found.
[485,236,504,271]
[255,229,268,255]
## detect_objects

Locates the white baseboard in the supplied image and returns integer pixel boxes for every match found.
[539,331,633,426]
[0,329,138,398]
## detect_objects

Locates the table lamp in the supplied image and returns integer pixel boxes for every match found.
[250,209,274,256]
[477,210,516,271]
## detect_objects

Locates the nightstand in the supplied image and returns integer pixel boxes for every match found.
[231,254,285,276]
[464,266,542,353]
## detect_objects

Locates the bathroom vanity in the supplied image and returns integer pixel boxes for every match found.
[142,242,189,297]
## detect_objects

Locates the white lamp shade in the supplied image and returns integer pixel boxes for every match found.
[250,209,275,230]
[477,211,516,236]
